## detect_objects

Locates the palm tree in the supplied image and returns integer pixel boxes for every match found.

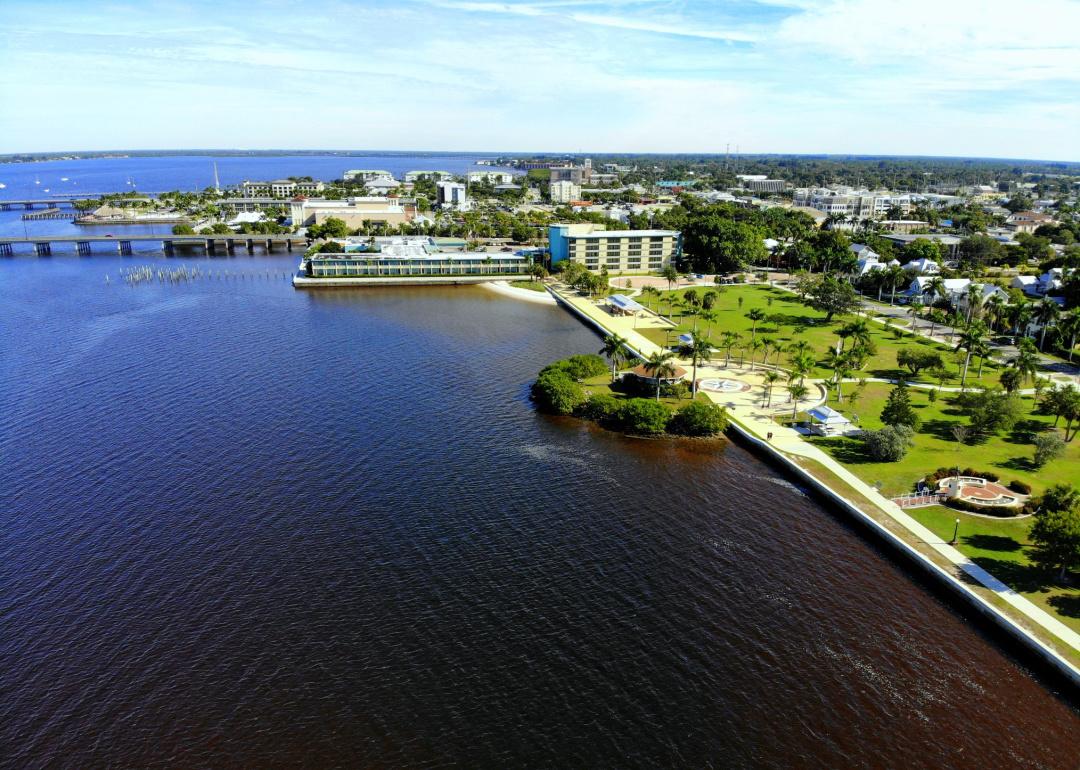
[1033,297,1060,351]
[823,350,853,403]
[908,299,923,332]
[926,308,946,342]
[925,275,947,312]
[746,308,766,345]
[719,331,740,367]
[600,334,629,383]
[1010,338,1040,386]
[963,282,983,324]
[762,370,780,408]
[644,350,677,401]
[984,293,1006,332]
[678,337,713,396]
[749,338,765,371]
[884,265,906,305]
[788,382,809,419]
[661,264,679,291]
[1058,309,1080,363]
[954,321,988,389]
[699,309,717,339]
[1010,299,1034,337]
[840,319,871,352]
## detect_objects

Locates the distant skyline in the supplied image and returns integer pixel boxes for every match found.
[2,0,1078,161]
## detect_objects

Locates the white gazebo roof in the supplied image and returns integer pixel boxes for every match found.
[807,405,851,425]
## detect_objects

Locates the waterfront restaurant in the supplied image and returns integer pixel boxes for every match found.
[301,236,533,279]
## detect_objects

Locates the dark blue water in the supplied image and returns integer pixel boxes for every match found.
[0,157,1078,767]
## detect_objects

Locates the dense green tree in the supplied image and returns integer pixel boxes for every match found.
[618,398,671,435]
[881,381,920,430]
[805,275,860,321]
[955,387,1023,438]
[1029,484,1080,581]
[682,216,767,273]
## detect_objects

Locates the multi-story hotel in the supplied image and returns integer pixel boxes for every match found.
[548,224,682,273]
[792,187,913,219]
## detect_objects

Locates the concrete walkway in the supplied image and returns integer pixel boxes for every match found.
[548,283,1080,661]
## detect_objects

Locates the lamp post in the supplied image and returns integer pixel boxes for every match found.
[950,518,960,546]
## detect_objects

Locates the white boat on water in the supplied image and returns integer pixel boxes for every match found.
[0,183,6,189]
[60,177,69,181]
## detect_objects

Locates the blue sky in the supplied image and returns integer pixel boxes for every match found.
[1,0,1078,159]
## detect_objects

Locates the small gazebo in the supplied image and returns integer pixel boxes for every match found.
[806,405,854,436]
[629,363,687,384]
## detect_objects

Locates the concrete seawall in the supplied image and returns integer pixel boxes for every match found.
[725,415,1080,693]
[293,273,531,288]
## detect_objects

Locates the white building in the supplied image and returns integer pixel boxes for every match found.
[467,171,514,185]
[436,181,468,208]
[240,179,325,199]
[343,169,393,182]
[902,257,940,275]
[550,180,582,204]
[404,170,453,182]
[365,177,401,194]
[793,187,913,220]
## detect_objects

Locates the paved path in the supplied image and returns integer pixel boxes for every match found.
[548,283,1080,659]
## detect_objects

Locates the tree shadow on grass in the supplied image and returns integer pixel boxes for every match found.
[964,534,1023,553]
[998,456,1035,472]
[1004,419,1046,446]
[1047,593,1080,619]
[766,312,831,328]
[814,436,871,464]
[921,418,967,442]
[966,556,1051,594]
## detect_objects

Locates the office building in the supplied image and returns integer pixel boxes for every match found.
[290,197,416,230]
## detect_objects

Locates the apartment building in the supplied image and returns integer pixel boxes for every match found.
[240,179,325,199]
[467,171,514,185]
[436,181,467,208]
[548,224,681,273]
[550,180,581,204]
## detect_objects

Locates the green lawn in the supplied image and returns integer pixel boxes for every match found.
[581,373,709,407]
[509,280,548,292]
[807,382,1078,498]
[639,284,1008,387]
[907,505,1080,634]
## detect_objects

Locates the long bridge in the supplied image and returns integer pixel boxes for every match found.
[0,199,89,210]
[0,234,307,256]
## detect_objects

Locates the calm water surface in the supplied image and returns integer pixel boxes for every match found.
[1,239,1079,765]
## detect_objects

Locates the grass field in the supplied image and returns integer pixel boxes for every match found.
[906,505,1080,633]
[807,382,1078,497]
[639,284,1007,387]
[509,280,548,292]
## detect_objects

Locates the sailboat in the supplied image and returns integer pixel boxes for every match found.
[61,177,69,182]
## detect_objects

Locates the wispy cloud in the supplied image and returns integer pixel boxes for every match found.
[0,0,1076,159]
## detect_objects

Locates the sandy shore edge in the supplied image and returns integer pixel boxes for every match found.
[484,280,557,304]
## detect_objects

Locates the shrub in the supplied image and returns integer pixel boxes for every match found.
[531,370,586,415]
[618,398,671,435]
[863,424,915,461]
[563,354,608,380]
[1032,432,1066,468]
[1008,480,1033,495]
[668,401,729,436]
[661,381,691,400]
[955,388,1023,439]
[945,498,1023,517]
[576,393,620,425]
[924,467,1001,487]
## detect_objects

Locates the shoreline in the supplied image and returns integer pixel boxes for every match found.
[292,273,531,288]
[546,282,1080,694]
[483,280,557,304]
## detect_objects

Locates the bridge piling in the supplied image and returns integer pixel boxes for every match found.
[77,241,92,256]
[0,243,12,256]
[118,241,133,256]
[34,242,52,257]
